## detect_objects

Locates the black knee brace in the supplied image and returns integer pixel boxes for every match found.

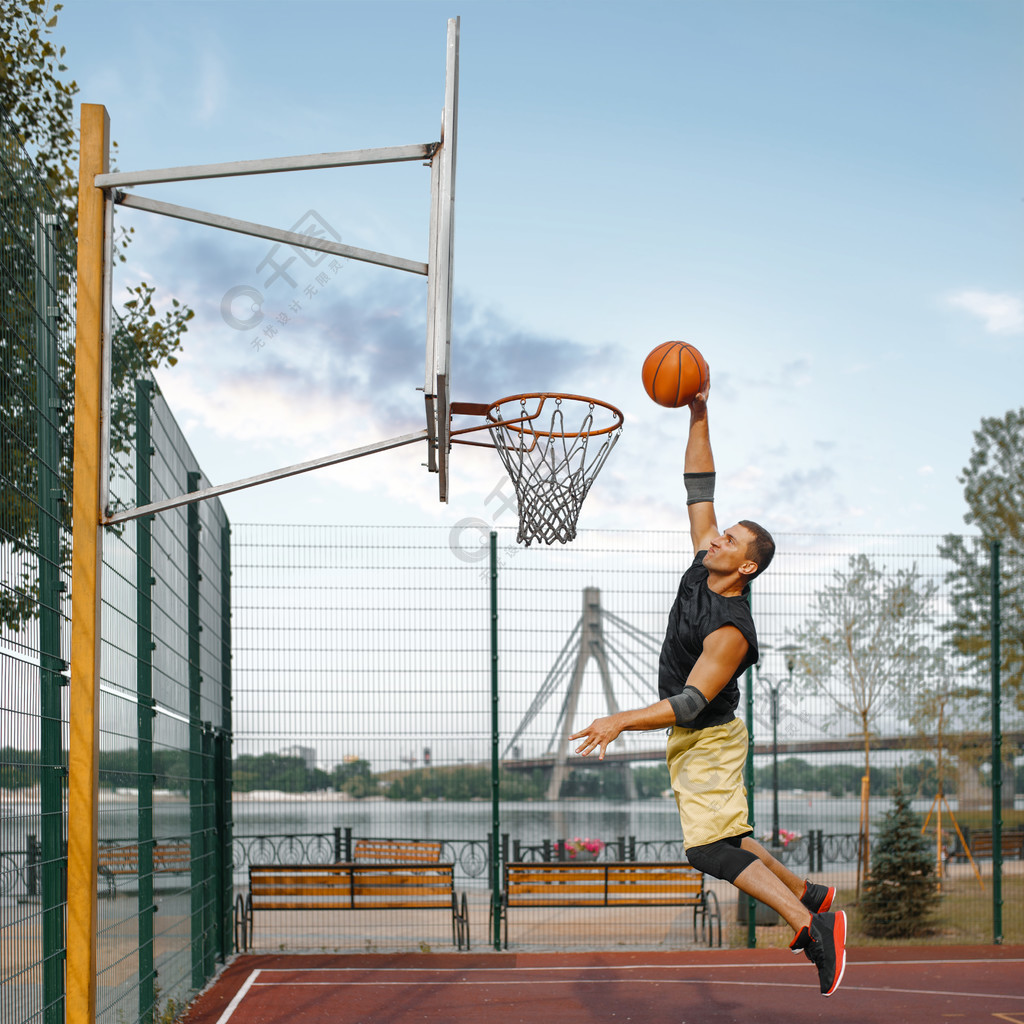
[685,835,758,882]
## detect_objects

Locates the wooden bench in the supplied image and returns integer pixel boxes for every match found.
[495,861,721,948]
[236,862,469,952]
[353,839,442,864]
[97,841,191,898]
[947,827,1024,863]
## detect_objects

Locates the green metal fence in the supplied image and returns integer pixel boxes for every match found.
[1,106,232,1024]
[1,101,75,1024]
[231,524,1019,955]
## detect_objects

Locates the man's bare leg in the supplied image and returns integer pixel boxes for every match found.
[740,836,806,898]
[730,858,810,932]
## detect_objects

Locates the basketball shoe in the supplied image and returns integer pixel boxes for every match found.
[800,880,835,914]
[789,911,847,996]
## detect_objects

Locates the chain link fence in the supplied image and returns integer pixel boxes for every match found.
[231,524,1020,954]
[1,106,232,1024]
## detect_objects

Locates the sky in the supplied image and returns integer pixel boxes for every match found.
[56,0,1024,543]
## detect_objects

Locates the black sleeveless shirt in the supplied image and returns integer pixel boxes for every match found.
[658,551,759,729]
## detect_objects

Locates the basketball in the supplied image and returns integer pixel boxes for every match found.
[641,341,711,408]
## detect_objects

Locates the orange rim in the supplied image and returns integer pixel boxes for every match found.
[485,393,624,439]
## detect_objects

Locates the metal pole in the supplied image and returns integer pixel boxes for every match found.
[990,540,1002,945]
[187,471,206,986]
[489,532,501,949]
[35,211,66,1024]
[134,380,156,1022]
[219,523,234,960]
[771,686,780,847]
[744,645,756,948]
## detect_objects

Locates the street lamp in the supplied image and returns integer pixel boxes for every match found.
[758,648,798,848]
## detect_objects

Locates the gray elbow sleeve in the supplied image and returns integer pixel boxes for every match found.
[684,472,716,506]
[667,686,709,726]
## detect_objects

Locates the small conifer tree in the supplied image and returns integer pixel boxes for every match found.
[860,784,941,938]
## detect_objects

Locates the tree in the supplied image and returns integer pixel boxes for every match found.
[0,1,78,209]
[859,784,940,938]
[332,758,379,798]
[938,408,1024,717]
[789,554,942,892]
[0,0,191,633]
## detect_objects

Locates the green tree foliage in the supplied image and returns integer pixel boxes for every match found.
[0,0,78,208]
[632,762,671,799]
[385,764,549,802]
[860,785,940,938]
[939,408,1024,715]
[233,753,317,794]
[331,758,378,798]
[0,0,192,632]
[752,757,956,800]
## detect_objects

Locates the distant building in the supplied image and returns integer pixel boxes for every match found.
[282,745,316,771]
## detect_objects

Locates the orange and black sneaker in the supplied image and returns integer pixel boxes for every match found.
[797,911,846,996]
[800,880,836,914]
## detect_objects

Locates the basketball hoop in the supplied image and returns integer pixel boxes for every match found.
[451,393,624,545]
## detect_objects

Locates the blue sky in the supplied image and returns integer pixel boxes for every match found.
[58,0,1023,541]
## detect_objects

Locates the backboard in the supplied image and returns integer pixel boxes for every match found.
[425,17,459,502]
[87,19,462,529]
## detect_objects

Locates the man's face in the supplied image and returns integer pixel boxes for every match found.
[702,523,757,578]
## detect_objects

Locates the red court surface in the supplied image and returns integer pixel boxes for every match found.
[181,947,1024,1024]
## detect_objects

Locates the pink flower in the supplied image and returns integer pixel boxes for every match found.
[567,837,605,857]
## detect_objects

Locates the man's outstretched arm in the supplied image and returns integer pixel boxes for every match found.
[685,393,718,553]
[568,626,748,759]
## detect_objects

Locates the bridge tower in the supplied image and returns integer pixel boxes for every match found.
[505,587,644,801]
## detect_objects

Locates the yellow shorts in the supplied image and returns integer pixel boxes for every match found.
[667,716,752,851]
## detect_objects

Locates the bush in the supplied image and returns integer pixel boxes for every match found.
[860,784,940,938]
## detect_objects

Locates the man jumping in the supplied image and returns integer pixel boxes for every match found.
[569,391,846,996]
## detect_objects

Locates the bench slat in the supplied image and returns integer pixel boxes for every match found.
[354,840,442,863]
[98,842,191,876]
[504,861,705,909]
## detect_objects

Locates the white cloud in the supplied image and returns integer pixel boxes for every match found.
[195,48,229,123]
[946,290,1024,335]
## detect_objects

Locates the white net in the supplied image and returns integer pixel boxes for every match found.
[486,394,623,545]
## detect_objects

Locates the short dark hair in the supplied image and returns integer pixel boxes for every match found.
[739,520,775,581]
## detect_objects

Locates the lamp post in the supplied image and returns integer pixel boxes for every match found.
[759,650,797,848]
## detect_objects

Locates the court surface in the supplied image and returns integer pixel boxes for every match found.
[181,946,1024,1024]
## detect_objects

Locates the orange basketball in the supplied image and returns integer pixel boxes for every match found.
[641,341,711,408]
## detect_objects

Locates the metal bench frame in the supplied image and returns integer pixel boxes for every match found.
[494,860,721,948]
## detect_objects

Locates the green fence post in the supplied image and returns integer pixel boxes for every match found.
[990,540,1002,946]
[135,379,156,1021]
[202,722,216,979]
[744,659,757,949]
[187,470,207,987]
[218,524,233,960]
[35,212,66,1024]
[490,532,501,950]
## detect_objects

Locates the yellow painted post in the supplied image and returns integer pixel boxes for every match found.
[67,102,109,1024]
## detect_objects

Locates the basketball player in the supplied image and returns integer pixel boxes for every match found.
[569,391,846,996]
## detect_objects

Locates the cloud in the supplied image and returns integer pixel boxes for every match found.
[195,47,229,123]
[157,276,613,468]
[946,290,1024,336]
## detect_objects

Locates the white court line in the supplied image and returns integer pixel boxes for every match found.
[244,978,1024,1001]
[214,969,261,1024]
[254,957,1024,973]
